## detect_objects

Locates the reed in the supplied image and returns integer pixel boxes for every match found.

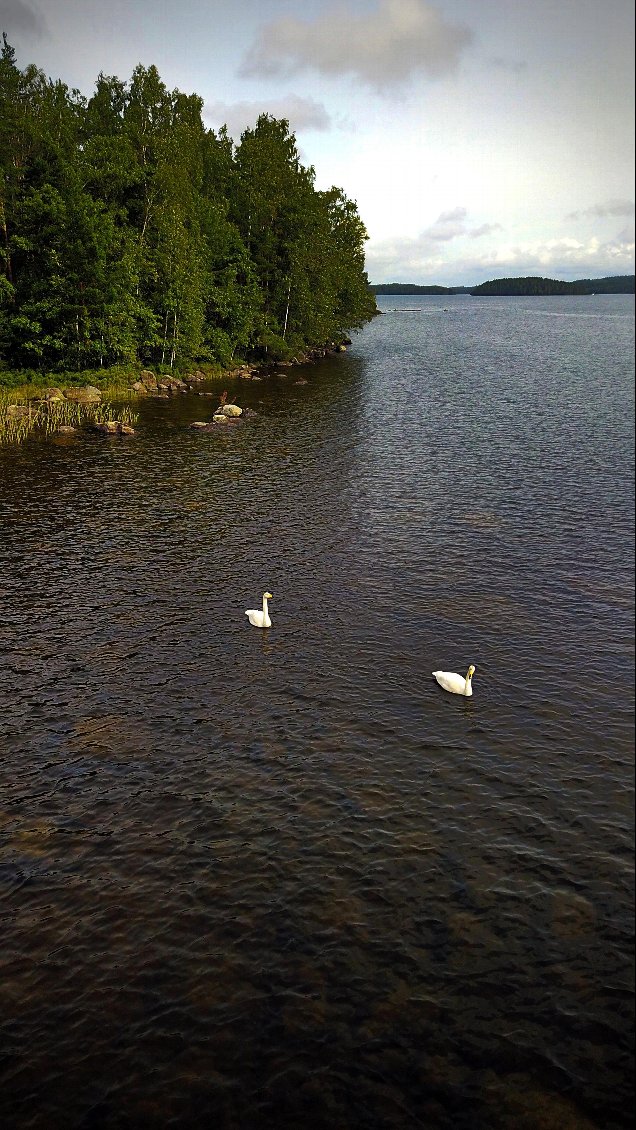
[0,393,139,447]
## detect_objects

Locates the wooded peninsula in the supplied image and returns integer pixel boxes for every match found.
[371,275,635,296]
[0,36,377,386]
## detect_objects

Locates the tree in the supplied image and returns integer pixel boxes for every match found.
[0,42,376,375]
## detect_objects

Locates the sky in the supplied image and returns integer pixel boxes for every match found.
[1,0,634,286]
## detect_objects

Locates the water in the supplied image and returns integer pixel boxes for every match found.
[0,293,633,1129]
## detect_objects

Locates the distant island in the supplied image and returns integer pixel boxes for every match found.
[370,283,470,295]
[371,275,635,296]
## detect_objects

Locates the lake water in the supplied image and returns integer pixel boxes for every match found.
[0,293,634,1129]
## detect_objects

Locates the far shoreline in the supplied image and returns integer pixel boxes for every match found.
[371,273,635,297]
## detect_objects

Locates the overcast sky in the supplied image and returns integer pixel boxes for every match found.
[2,0,634,285]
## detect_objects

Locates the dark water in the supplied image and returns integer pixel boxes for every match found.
[0,293,634,1130]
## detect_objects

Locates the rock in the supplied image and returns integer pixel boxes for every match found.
[336,344,347,352]
[64,385,102,404]
[58,425,77,434]
[139,369,158,388]
[6,404,29,417]
[131,381,146,392]
[93,420,135,436]
[190,421,209,428]
[42,387,65,400]
[213,414,229,424]
[221,404,242,417]
[295,379,309,385]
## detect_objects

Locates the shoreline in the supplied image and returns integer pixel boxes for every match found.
[0,338,353,446]
[0,337,353,400]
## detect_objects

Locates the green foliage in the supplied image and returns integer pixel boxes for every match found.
[573,275,634,294]
[470,277,592,296]
[372,277,634,295]
[0,41,376,373]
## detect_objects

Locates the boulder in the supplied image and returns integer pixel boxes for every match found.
[213,414,230,424]
[221,404,242,417]
[42,387,65,401]
[64,385,102,404]
[139,369,158,387]
[190,421,209,429]
[93,420,134,436]
[58,425,77,434]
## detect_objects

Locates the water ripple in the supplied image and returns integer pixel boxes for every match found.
[0,294,633,1129]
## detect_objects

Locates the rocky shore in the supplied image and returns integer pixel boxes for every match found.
[1,338,352,446]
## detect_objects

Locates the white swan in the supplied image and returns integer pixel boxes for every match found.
[245,592,272,628]
[433,664,475,696]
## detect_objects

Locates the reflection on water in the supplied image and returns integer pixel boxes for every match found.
[0,295,634,1129]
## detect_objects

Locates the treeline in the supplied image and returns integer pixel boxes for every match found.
[574,275,634,294]
[372,275,634,296]
[0,36,376,374]
[470,276,634,296]
[370,283,460,295]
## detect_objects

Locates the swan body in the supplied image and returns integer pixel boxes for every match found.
[433,664,475,696]
[245,592,272,628]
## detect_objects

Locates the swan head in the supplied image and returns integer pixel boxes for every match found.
[264,592,272,600]
[467,665,476,679]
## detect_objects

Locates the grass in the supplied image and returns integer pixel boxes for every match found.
[0,359,230,446]
[0,360,228,396]
[0,393,139,447]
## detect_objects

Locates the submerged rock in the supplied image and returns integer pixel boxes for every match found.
[94,420,135,436]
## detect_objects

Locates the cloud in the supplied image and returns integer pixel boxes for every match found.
[427,207,468,241]
[489,56,526,74]
[367,208,500,266]
[566,199,635,221]
[0,0,46,37]
[366,229,635,285]
[240,0,473,92]
[469,223,503,239]
[203,95,332,139]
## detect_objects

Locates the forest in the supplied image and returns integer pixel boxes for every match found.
[470,276,625,296]
[372,275,634,296]
[370,283,464,295]
[0,36,377,379]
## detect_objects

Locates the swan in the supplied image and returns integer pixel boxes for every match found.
[433,664,475,696]
[245,592,272,628]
